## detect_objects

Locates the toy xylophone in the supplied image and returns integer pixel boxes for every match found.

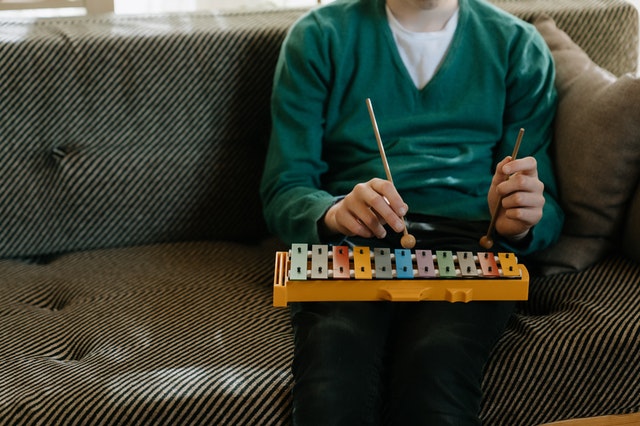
[273,244,529,306]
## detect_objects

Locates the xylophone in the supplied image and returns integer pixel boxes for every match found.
[273,244,529,306]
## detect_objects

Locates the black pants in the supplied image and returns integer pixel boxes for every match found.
[290,216,516,425]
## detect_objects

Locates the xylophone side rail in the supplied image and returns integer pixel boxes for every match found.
[273,251,289,307]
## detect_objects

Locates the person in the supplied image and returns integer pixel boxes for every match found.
[260,0,564,424]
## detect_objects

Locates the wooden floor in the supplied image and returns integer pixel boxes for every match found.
[540,413,640,425]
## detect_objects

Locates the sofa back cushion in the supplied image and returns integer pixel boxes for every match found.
[496,0,638,78]
[0,1,637,258]
[0,11,302,258]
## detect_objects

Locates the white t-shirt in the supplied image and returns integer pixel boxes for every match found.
[386,6,459,89]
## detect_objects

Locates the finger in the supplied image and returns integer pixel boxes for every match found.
[332,205,378,238]
[498,190,545,232]
[495,207,538,238]
[501,156,538,177]
[353,205,389,238]
[492,156,513,183]
[503,206,542,228]
[497,173,544,199]
[358,179,407,233]
[367,197,405,233]
[369,179,408,217]
[501,190,545,212]
[337,194,389,238]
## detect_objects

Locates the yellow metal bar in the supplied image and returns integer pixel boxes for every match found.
[353,246,372,279]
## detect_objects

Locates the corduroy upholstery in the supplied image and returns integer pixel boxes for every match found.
[0,1,639,425]
[0,10,300,257]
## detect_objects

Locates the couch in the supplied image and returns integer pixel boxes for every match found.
[0,1,638,424]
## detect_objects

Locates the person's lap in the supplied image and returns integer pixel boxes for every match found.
[290,216,516,425]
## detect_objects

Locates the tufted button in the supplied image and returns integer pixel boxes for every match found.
[50,145,77,165]
[21,286,73,312]
[51,146,68,161]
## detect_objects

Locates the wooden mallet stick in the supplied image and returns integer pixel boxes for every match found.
[479,128,525,249]
[366,98,416,249]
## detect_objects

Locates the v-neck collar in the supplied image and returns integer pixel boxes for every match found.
[378,0,466,95]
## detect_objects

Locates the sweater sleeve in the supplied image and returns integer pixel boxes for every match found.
[497,24,564,255]
[259,12,337,245]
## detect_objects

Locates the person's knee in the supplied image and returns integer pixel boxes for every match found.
[291,306,388,425]
[386,332,485,424]
[292,369,382,426]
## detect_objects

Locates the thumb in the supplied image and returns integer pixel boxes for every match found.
[493,156,513,184]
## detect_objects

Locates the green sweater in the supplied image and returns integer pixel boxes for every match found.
[260,0,564,255]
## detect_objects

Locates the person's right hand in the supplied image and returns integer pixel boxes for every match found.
[322,178,408,239]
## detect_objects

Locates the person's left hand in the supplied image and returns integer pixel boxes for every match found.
[488,156,545,240]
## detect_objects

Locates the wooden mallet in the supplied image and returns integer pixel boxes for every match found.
[366,98,416,249]
[479,128,525,249]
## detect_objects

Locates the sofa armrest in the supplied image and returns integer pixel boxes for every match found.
[623,181,640,262]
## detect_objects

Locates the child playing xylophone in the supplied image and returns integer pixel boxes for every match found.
[260,0,564,424]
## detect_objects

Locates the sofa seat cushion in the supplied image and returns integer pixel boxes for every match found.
[482,254,640,424]
[1,242,639,425]
[0,241,293,425]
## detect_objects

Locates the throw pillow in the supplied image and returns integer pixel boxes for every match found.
[531,15,640,274]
